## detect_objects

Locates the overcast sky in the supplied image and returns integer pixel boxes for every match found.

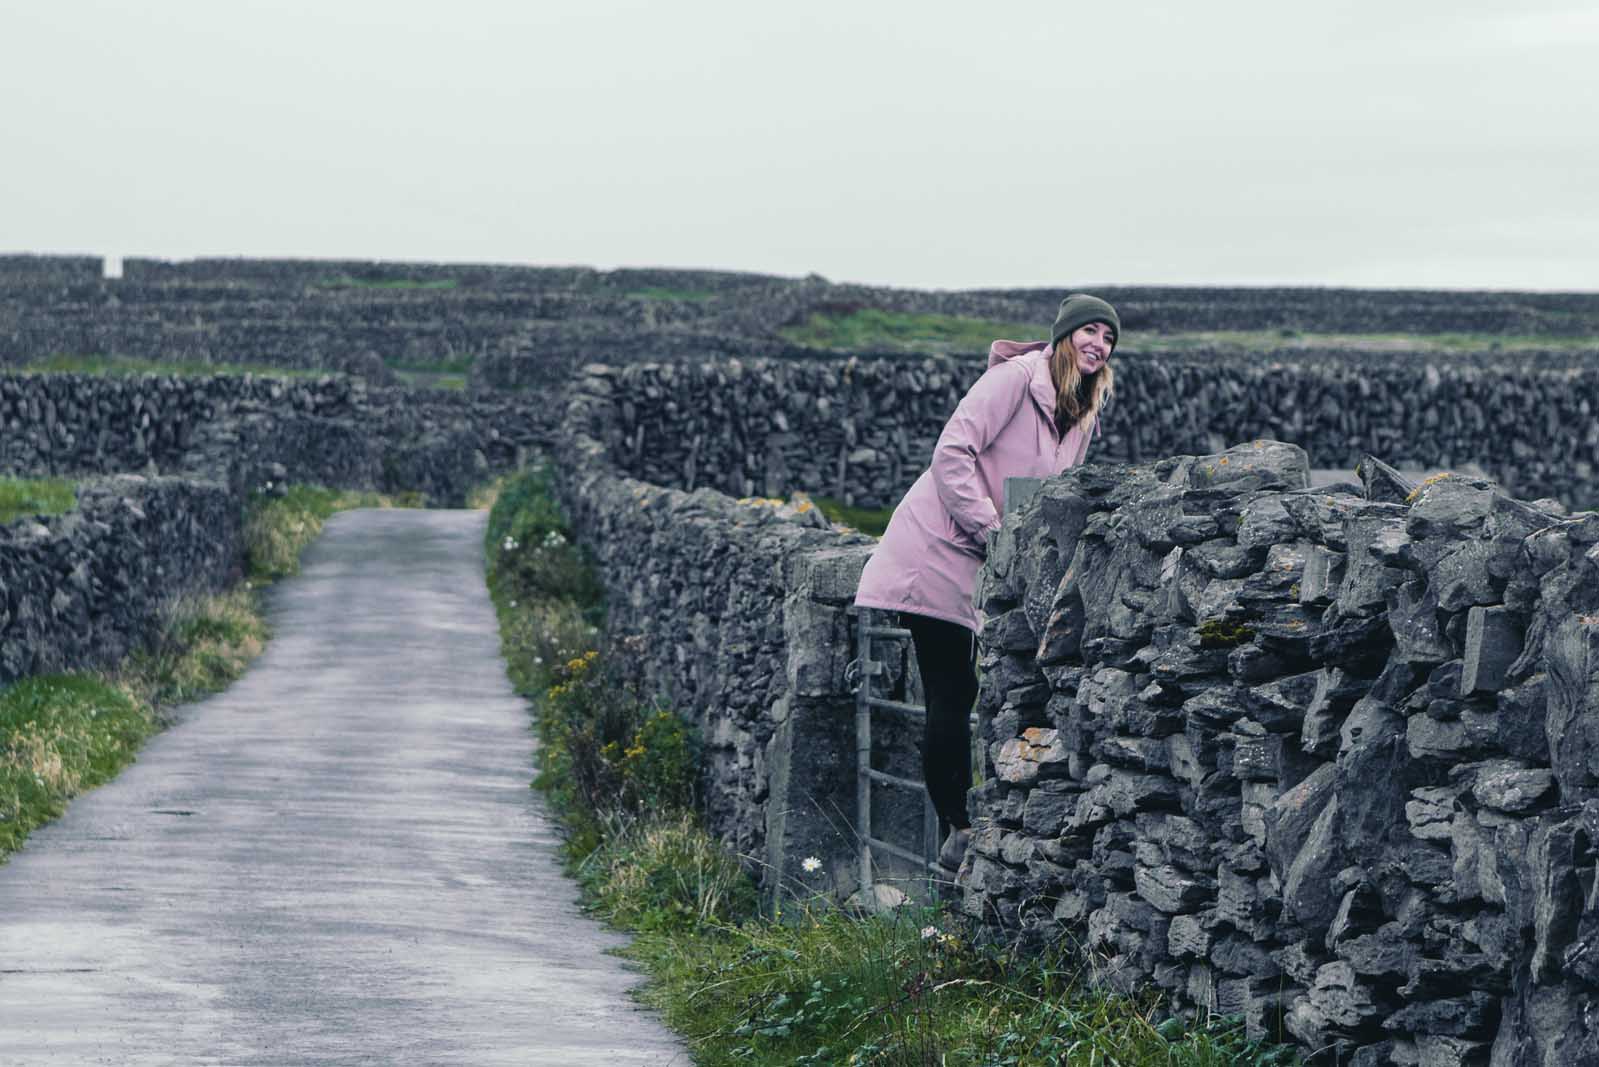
[3,1,1596,290]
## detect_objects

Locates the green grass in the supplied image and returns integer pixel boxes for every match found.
[18,354,333,379]
[0,586,268,859]
[483,460,1301,1067]
[0,477,76,525]
[382,353,476,375]
[315,275,459,290]
[244,485,423,582]
[780,309,1040,354]
[621,901,1294,1067]
[628,287,717,302]
[813,495,894,537]
[389,370,468,390]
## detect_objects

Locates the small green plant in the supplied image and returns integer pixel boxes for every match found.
[535,651,699,835]
[1196,618,1255,648]
[576,811,758,934]
[485,465,603,612]
[0,477,76,525]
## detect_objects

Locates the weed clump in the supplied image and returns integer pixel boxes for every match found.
[1196,617,1255,648]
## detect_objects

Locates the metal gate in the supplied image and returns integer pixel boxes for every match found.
[846,479,1041,894]
[851,609,942,890]
[849,609,986,894]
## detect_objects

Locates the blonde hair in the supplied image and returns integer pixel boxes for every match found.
[1049,338,1115,435]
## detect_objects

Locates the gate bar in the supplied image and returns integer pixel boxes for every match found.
[865,767,925,792]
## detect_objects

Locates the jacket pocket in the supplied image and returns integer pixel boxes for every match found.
[938,507,987,559]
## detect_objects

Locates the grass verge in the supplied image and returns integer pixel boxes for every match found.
[0,477,76,525]
[486,460,1301,1066]
[0,586,268,859]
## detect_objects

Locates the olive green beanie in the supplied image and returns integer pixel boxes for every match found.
[1050,293,1121,350]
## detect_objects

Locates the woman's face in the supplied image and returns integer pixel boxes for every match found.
[1070,322,1116,375]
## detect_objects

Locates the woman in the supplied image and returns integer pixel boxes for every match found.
[853,293,1119,870]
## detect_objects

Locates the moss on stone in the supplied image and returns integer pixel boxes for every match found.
[1196,618,1254,648]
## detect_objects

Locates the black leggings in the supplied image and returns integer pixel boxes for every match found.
[903,612,976,833]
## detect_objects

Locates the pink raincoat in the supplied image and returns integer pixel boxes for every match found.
[853,340,1097,632]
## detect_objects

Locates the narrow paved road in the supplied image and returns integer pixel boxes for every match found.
[0,510,687,1066]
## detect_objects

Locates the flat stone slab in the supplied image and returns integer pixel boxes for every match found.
[0,509,686,1066]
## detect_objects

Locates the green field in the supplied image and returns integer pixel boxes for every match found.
[315,275,459,291]
[780,309,1040,354]
[17,354,332,379]
[779,309,1599,358]
[0,477,77,525]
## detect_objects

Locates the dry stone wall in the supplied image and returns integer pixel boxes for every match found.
[0,476,239,684]
[8,256,1598,392]
[0,373,553,506]
[960,441,1599,1066]
[586,357,1599,512]
[0,254,102,285]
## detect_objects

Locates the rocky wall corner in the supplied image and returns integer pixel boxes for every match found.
[959,440,1598,1066]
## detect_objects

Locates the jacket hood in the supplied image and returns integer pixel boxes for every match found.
[987,338,1050,369]
[985,338,1103,442]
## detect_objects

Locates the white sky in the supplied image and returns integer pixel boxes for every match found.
[3,1,1596,290]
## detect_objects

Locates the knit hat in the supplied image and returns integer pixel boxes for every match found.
[1050,293,1121,350]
